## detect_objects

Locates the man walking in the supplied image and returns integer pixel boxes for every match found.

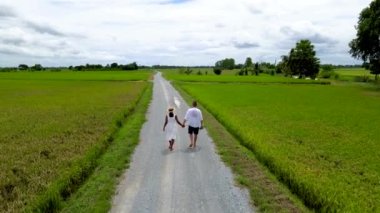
[183,100,203,149]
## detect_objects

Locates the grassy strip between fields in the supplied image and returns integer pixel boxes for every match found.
[172,82,310,213]
[26,83,152,213]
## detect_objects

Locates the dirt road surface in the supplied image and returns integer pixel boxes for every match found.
[110,73,254,213]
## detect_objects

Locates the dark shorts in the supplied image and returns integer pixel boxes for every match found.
[188,126,200,135]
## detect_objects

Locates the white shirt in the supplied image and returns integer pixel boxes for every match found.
[184,107,203,128]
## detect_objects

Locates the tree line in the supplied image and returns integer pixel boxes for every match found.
[213,39,320,78]
[0,62,140,72]
[213,57,275,76]
[69,62,138,71]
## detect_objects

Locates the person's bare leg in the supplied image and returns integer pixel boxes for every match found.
[170,139,175,150]
[193,134,198,148]
[189,134,194,147]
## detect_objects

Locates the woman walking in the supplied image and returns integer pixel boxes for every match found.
[163,107,184,151]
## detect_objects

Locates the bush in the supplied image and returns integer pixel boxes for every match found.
[184,67,192,75]
[319,70,339,79]
[179,68,193,75]
[196,70,202,75]
[334,73,340,80]
[237,69,245,76]
[321,64,334,72]
[213,68,222,75]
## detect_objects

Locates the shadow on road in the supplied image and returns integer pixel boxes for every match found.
[161,148,174,155]
[161,146,202,155]
[181,146,202,153]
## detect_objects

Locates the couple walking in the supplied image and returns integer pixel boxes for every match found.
[162,101,203,151]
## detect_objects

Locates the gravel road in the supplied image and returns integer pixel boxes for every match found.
[110,72,254,213]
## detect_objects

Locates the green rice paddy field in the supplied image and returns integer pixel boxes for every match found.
[334,68,375,81]
[0,71,152,212]
[335,68,371,76]
[166,70,380,212]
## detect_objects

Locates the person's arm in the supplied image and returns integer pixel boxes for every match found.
[183,110,188,126]
[175,115,185,127]
[200,110,204,129]
[163,115,168,131]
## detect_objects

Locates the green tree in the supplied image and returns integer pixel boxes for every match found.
[277,55,291,76]
[18,64,28,70]
[349,0,380,81]
[184,67,192,75]
[242,57,253,75]
[235,63,243,69]
[254,62,259,76]
[225,58,235,70]
[287,39,320,79]
[110,62,118,69]
[31,64,43,71]
[215,58,235,70]
[75,65,84,71]
[213,68,222,75]
[244,57,253,68]
[321,64,334,72]
[121,62,138,70]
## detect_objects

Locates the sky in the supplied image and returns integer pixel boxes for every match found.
[0,0,373,67]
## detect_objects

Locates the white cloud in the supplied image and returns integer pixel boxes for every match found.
[0,0,373,66]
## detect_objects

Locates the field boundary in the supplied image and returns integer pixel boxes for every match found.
[26,83,152,213]
[171,79,331,85]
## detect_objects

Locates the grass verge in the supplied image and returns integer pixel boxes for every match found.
[59,83,152,213]
[172,82,310,213]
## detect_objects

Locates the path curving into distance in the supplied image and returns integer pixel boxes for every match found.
[110,72,254,213]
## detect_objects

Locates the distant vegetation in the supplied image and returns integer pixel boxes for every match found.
[0,62,140,72]
[200,39,375,83]
[207,40,321,79]
[170,64,377,84]
[215,58,235,70]
[70,62,138,71]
